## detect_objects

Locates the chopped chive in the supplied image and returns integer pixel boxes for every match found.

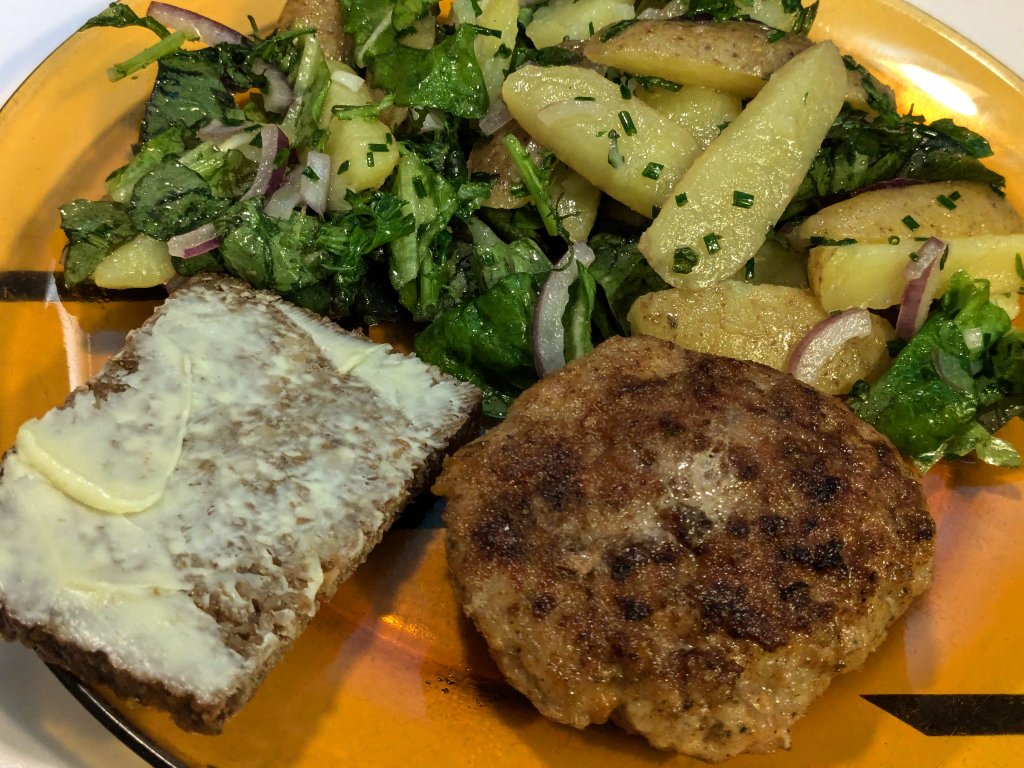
[652,205,661,217]
[744,258,756,280]
[337,160,350,173]
[939,244,950,270]
[949,190,962,201]
[936,194,957,210]
[599,19,636,42]
[1016,253,1024,281]
[902,215,920,231]
[574,95,596,101]
[909,252,919,262]
[368,143,390,153]
[469,0,482,14]
[496,43,512,58]
[619,81,632,100]
[588,21,595,37]
[673,247,700,274]
[675,192,688,207]
[385,133,394,145]
[509,183,529,198]
[914,236,929,242]
[413,176,428,199]
[465,23,502,38]
[302,166,320,182]
[618,110,637,136]
[642,162,663,180]
[732,190,755,208]
[703,233,721,255]
[888,235,901,245]
[767,29,786,43]
[366,152,375,168]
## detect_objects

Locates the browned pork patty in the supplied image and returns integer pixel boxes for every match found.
[435,335,934,762]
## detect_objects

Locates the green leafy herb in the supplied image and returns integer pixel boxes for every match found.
[902,215,920,231]
[642,162,664,180]
[673,247,700,274]
[59,200,138,286]
[936,193,957,210]
[588,234,670,333]
[732,190,755,208]
[80,2,170,38]
[850,271,1023,469]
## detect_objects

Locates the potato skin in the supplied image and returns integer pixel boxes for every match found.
[584,20,810,98]
[277,0,350,62]
[628,281,893,395]
[795,181,1024,247]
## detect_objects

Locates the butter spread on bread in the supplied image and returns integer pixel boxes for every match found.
[0,276,481,732]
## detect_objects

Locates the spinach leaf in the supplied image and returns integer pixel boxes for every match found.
[588,234,670,333]
[466,218,549,292]
[393,0,435,35]
[850,271,1021,469]
[130,161,228,240]
[564,263,597,363]
[341,0,399,66]
[105,127,189,203]
[80,2,169,38]
[141,48,239,142]
[415,272,541,418]
[60,200,137,287]
[280,35,332,148]
[371,24,490,118]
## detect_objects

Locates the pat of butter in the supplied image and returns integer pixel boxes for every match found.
[15,336,192,514]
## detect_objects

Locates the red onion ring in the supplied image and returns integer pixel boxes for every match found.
[533,242,596,377]
[241,125,289,201]
[148,2,245,45]
[788,308,873,385]
[168,223,220,259]
[299,151,332,217]
[895,236,946,341]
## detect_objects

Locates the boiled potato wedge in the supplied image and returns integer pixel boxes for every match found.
[638,86,743,149]
[584,20,809,98]
[584,20,882,108]
[628,281,893,395]
[732,237,809,288]
[473,0,518,105]
[526,0,635,49]
[795,181,1023,247]
[503,65,701,216]
[639,42,847,287]
[320,67,398,205]
[809,234,1024,310]
[550,167,602,243]
[93,235,175,289]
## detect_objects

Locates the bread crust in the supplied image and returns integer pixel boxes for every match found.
[0,276,481,732]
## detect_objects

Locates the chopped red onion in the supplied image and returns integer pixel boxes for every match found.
[265,170,304,220]
[148,2,245,45]
[300,151,332,216]
[168,224,220,259]
[241,125,289,201]
[479,98,513,136]
[197,119,246,143]
[895,236,946,341]
[533,242,596,377]
[261,66,293,114]
[788,308,873,385]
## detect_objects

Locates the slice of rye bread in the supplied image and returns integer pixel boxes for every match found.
[0,275,481,733]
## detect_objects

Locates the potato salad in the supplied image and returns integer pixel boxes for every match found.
[61,0,1024,470]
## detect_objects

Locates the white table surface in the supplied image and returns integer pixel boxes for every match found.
[0,2,1022,767]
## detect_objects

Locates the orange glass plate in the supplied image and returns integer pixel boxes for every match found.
[2,2,1023,767]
